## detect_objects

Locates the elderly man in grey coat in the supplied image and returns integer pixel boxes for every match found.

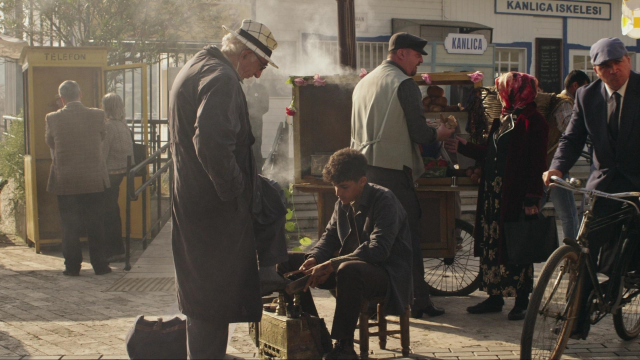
[169,19,284,359]
[45,80,111,276]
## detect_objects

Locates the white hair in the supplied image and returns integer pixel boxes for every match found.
[221,33,250,57]
[59,80,81,101]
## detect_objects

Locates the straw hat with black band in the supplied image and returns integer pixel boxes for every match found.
[222,19,279,69]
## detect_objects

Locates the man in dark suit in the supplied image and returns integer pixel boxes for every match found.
[544,37,640,338]
[45,80,111,276]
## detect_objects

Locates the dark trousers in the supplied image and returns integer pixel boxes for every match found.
[104,174,125,257]
[57,192,108,272]
[277,253,388,340]
[186,317,229,359]
[366,165,429,298]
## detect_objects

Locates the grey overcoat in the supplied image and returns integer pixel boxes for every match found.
[169,46,262,322]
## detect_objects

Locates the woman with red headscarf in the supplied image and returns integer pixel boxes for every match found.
[445,72,548,320]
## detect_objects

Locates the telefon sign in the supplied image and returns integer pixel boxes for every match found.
[444,34,488,55]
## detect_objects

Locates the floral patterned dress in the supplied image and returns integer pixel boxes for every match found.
[479,119,534,297]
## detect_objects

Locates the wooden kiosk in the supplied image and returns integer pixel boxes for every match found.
[20,47,150,253]
[293,72,483,295]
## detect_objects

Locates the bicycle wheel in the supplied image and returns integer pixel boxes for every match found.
[424,219,481,296]
[613,260,640,340]
[521,245,581,360]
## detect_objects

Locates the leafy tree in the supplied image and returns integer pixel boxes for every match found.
[0,0,250,65]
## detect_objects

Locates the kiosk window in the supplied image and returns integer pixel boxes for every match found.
[495,48,525,78]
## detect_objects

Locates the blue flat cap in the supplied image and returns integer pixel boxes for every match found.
[590,38,628,66]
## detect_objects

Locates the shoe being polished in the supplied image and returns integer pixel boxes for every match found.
[323,339,358,360]
[259,266,290,296]
[411,297,445,318]
[467,295,504,314]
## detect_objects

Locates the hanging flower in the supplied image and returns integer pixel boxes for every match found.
[359,68,368,79]
[312,74,326,86]
[286,98,297,116]
[421,73,432,85]
[467,71,484,83]
[294,78,307,86]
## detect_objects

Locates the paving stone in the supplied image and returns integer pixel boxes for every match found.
[21,357,62,360]
[474,351,515,356]
[60,356,100,360]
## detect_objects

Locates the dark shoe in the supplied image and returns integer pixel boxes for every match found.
[260,266,290,296]
[63,269,80,276]
[508,305,527,320]
[411,297,445,318]
[94,266,112,275]
[467,296,504,314]
[323,339,357,360]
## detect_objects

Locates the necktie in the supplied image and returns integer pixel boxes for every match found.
[609,92,621,141]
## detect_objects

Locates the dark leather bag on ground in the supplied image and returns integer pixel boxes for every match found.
[125,315,187,359]
[505,212,559,265]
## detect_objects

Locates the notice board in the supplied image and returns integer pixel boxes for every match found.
[536,38,563,94]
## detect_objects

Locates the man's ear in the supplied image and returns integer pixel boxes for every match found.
[358,176,367,187]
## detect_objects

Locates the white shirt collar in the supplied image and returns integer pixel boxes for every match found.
[605,79,629,99]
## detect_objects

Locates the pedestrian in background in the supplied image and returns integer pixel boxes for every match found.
[539,70,591,241]
[45,80,111,276]
[445,72,548,320]
[101,93,134,262]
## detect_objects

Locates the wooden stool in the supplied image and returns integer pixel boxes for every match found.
[358,298,410,359]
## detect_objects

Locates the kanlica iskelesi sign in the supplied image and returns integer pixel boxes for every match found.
[495,0,611,20]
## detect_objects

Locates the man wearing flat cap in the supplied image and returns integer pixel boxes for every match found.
[169,19,288,358]
[351,32,454,319]
[544,37,640,339]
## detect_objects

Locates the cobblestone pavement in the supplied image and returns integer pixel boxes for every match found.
[1,224,640,359]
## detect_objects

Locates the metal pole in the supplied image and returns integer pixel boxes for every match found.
[142,166,148,250]
[124,156,132,271]
[336,0,357,70]
[156,134,162,236]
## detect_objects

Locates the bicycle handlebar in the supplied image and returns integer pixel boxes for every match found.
[550,176,640,214]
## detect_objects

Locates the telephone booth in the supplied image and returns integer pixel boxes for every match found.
[19,47,150,253]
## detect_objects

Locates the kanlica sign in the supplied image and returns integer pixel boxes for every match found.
[444,34,488,55]
[495,0,611,20]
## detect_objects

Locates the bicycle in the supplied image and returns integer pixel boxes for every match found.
[520,176,640,359]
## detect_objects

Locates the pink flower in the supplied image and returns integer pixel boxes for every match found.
[294,78,307,86]
[312,74,326,86]
[286,98,297,116]
[421,73,432,85]
[359,68,368,79]
[467,71,484,83]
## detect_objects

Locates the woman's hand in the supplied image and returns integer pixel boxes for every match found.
[524,205,539,216]
[443,136,467,153]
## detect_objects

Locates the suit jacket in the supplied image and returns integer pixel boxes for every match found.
[45,101,110,195]
[551,71,640,193]
[307,183,413,315]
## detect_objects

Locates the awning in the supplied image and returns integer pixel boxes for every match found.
[392,19,493,43]
[0,34,28,60]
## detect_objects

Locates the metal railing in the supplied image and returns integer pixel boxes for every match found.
[123,139,173,271]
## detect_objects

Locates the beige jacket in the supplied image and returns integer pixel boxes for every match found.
[45,101,110,195]
[350,61,424,180]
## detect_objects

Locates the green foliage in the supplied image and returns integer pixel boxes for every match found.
[0,0,245,65]
[0,116,25,215]
[284,183,314,252]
